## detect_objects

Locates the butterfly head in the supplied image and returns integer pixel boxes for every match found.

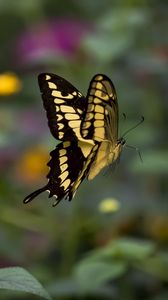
[117,137,126,147]
[113,137,125,158]
[106,137,125,165]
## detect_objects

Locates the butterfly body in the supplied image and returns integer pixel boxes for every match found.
[24,73,124,206]
[87,138,125,180]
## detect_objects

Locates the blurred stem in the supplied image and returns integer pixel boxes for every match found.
[59,201,97,276]
[118,274,135,300]
[59,203,84,275]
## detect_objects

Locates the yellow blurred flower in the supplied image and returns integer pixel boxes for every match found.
[99,198,121,213]
[0,72,21,96]
[15,146,49,183]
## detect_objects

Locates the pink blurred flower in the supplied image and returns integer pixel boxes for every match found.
[16,19,91,64]
[17,109,48,136]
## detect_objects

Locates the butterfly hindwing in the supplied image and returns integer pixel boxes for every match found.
[24,140,97,205]
[46,141,84,203]
[81,74,118,143]
[70,143,99,197]
[38,73,86,141]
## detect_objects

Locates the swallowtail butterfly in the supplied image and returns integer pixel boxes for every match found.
[24,74,125,206]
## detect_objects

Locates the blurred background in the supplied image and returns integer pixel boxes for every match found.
[0,0,168,299]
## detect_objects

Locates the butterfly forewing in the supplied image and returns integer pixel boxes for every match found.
[81,74,118,143]
[38,73,86,141]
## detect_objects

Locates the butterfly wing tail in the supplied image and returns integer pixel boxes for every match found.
[23,186,48,204]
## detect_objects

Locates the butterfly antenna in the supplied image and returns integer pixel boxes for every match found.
[125,145,143,163]
[122,116,144,138]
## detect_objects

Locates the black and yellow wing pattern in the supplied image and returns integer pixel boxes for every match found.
[81,74,123,181]
[38,73,86,141]
[81,74,118,142]
[24,74,124,206]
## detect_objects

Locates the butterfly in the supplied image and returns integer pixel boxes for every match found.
[23,73,125,206]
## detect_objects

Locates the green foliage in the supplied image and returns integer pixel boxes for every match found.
[0,267,51,300]
[47,238,168,296]
[83,8,149,62]
[74,261,126,291]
